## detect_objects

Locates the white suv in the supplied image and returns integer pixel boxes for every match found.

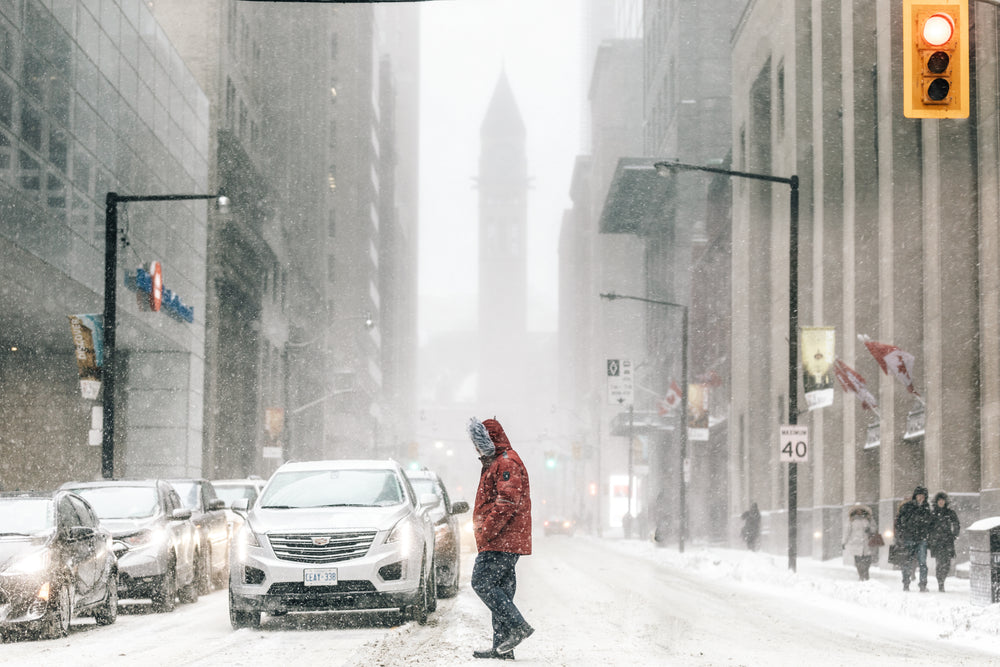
[227,459,438,628]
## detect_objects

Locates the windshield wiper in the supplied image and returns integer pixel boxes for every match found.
[314,503,370,508]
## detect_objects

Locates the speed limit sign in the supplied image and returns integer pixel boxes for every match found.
[779,425,809,462]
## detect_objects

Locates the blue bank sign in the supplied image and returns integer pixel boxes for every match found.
[125,263,194,323]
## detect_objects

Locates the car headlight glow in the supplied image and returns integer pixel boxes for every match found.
[5,549,50,575]
[121,528,167,549]
[387,517,414,556]
[235,523,261,562]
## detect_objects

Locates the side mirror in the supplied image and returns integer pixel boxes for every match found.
[451,500,470,515]
[207,498,226,512]
[231,498,250,516]
[419,492,441,509]
[171,508,193,521]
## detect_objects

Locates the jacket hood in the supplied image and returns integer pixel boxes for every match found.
[483,418,512,451]
[849,504,872,518]
[934,491,949,505]
[912,485,928,500]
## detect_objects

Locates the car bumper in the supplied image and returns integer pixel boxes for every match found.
[114,548,168,597]
[230,546,422,614]
[0,576,55,630]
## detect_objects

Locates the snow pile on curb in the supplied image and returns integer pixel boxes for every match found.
[604,538,1000,642]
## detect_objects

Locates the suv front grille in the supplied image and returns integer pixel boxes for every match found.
[268,530,377,563]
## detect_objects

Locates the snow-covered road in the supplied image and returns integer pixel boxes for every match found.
[4,536,1000,666]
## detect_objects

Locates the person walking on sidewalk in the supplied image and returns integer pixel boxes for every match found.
[928,491,961,592]
[895,485,934,591]
[468,417,534,661]
[843,504,877,581]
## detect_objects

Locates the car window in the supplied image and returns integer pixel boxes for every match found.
[170,481,201,511]
[165,488,182,513]
[260,469,404,508]
[57,496,80,531]
[68,496,98,528]
[70,486,159,519]
[409,478,439,499]
[0,498,54,535]
[203,482,219,503]
[215,484,259,506]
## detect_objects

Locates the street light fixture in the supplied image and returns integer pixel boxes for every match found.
[600,292,688,552]
[101,191,228,480]
[654,159,800,571]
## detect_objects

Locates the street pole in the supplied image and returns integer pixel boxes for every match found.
[599,292,688,551]
[627,403,634,536]
[101,191,227,480]
[653,160,799,570]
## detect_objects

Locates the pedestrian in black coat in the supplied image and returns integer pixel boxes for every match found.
[894,485,933,591]
[928,491,960,592]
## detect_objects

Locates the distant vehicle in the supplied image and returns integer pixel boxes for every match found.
[168,479,230,593]
[0,491,119,639]
[228,459,438,629]
[212,478,265,510]
[405,468,469,598]
[60,479,199,612]
[543,517,577,536]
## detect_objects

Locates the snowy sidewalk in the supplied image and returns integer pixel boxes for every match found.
[602,538,1000,643]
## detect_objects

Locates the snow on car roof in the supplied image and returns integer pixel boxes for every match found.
[275,459,400,472]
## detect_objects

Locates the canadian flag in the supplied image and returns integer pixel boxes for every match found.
[859,334,921,398]
[832,358,878,412]
[658,380,683,415]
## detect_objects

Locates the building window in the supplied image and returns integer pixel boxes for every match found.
[21,104,42,151]
[0,77,11,127]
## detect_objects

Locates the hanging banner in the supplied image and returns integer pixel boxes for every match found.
[801,326,835,410]
[68,314,104,400]
[687,383,709,441]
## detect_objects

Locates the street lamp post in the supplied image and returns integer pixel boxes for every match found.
[102,191,228,479]
[600,292,688,552]
[653,159,799,571]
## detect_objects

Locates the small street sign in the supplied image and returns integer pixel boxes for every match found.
[607,358,634,406]
[779,424,809,463]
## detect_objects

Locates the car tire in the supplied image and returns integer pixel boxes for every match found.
[151,562,177,612]
[408,556,430,625]
[426,558,437,613]
[40,581,71,639]
[196,545,212,595]
[178,554,200,604]
[437,556,460,598]
[229,589,260,630]
[94,572,119,626]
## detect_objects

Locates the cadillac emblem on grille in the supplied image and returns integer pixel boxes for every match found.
[312,536,331,546]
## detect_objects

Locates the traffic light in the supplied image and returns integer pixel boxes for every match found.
[903,0,969,118]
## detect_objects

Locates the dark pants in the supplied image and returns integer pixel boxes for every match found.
[854,555,872,581]
[935,555,952,586]
[471,551,525,648]
[902,540,928,588]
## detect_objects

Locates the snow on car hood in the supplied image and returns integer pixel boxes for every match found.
[247,504,411,535]
[100,516,161,537]
[0,535,48,570]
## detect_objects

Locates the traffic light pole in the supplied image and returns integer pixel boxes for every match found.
[599,292,688,552]
[653,160,799,570]
[102,192,226,479]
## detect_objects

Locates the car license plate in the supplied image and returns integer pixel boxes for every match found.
[304,568,338,586]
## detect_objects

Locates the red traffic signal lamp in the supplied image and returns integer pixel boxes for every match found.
[903,0,969,118]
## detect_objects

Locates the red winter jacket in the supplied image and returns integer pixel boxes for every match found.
[473,419,532,555]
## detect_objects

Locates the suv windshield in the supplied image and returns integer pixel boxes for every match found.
[260,469,404,509]
[69,486,158,520]
[0,498,53,534]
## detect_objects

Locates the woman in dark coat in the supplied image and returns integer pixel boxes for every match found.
[928,491,960,592]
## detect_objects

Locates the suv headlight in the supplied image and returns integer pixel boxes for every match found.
[235,522,261,562]
[5,549,50,575]
[387,517,415,556]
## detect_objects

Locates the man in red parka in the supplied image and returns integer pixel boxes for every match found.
[468,416,534,660]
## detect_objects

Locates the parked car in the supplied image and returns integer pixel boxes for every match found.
[0,491,119,639]
[168,479,230,593]
[212,478,266,533]
[405,468,469,598]
[543,517,577,536]
[228,459,438,629]
[60,480,199,612]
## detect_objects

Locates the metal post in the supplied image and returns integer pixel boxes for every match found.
[787,175,799,571]
[679,305,688,553]
[653,161,799,570]
[101,193,119,479]
[99,191,225,480]
[626,403,634,536]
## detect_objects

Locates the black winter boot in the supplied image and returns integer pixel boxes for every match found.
[472,648,515,660]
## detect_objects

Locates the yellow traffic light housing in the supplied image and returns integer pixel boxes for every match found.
[903,0,969,118]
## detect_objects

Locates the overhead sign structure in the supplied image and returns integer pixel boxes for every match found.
[779,424,809,463]
[607,358,634,406]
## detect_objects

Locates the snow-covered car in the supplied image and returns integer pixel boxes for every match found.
[228,459,438,629]
[405,468,469,598]
[211,478,265,534]
[543,517,577,536]
[0,491,119,639]
[168,479,230,593]
[60,480,199,612]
